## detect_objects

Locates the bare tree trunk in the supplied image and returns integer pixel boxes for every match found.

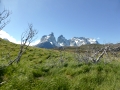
[7,24,37,66]
[96,50,105,63]
[91,46,109,63]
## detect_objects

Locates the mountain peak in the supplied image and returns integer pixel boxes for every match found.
[57,35,69,46]
[36,32,59,48]
[49,32,54,36]
[59,35,63,37]
[35,33,99,48]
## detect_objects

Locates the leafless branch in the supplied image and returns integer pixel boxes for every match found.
[0,9,11,30]
[8,24,38,66]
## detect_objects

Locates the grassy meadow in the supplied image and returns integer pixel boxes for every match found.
[0,38,120,90]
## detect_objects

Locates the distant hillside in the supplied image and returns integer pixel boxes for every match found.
[1,38,120,90]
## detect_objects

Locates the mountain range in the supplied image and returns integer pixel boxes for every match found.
[35,32,99,49]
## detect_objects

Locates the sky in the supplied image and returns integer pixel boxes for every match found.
[0,0,120,44]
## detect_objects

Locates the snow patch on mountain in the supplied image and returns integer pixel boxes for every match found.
[87,38,98,44]
[70,37,90,46]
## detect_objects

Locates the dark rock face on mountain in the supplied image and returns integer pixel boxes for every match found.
[36,41,56,49]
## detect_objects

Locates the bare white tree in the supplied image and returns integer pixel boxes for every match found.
[58,44,119,64]
[8,24,38,66]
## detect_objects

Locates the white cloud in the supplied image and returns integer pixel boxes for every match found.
[30,40,40,46]
[0,30,20,44]
[0,30,39,46]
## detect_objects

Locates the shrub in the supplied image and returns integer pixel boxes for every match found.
[32,70,44,78]
[82,65,91,73]
[97,65,103,72]
[0,66,5,83]
[41,67,50,73]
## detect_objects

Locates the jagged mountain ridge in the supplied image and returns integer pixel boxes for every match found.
[35,33,99,48]
[57,35,70,46]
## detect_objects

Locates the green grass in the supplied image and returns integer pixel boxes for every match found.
[0,38,120,90]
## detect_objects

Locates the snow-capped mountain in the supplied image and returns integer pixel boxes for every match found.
[40,32,58,46]
[69,37,98,46]
[70,37,89,46]
[35,32,59,48]
[35,33,99,49]
[57,35,70,46]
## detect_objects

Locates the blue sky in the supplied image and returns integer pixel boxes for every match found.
[1,0,120,44]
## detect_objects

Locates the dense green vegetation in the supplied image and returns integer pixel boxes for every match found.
[0,38,120,90]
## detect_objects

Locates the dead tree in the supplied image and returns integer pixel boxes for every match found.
[0,9,11,30]
[8,24,37,66]
[89,46,110,63]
